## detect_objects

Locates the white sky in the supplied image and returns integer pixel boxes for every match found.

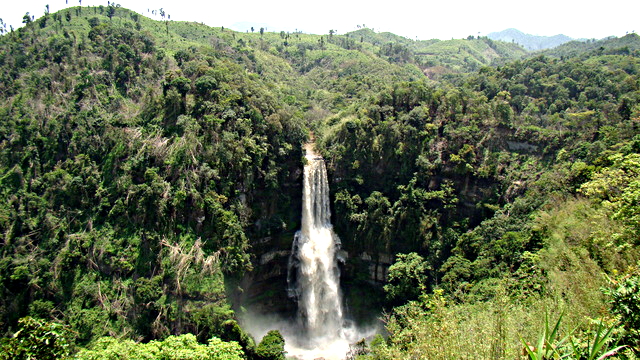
[1,0,638,40]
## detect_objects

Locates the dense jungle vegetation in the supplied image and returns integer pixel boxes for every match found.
[0,4,639,359]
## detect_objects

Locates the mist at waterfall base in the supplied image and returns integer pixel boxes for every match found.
[240,310,381,360]
[240,146,381,359]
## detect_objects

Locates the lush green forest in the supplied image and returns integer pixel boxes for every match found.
[0,4,639,360]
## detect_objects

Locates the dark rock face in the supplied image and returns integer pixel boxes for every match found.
[238,248,297,315]
[234,160,302,316]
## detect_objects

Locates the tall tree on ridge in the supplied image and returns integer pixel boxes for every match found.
[22,12,31,24]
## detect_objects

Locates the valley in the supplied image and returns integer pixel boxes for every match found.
[0,5,639,359]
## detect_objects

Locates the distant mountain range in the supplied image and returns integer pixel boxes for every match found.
[487,28,574,51]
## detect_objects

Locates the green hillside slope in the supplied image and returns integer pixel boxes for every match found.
[541,33,640,59]
[0,6,307,352]
[348,27,527,78]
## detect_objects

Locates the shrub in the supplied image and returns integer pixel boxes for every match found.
[0,317,73,360]
[255,330,285,360]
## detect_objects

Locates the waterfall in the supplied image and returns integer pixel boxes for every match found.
[239,143,378,360]
[287,143,346,352]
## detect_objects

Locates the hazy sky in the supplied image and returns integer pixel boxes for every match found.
[1,0,638,40]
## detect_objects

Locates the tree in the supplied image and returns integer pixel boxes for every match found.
[0,317,73,360]
[619,97,633,120]
[22,12,31,24]
[255,330,286,360]
[603,272,640,348]
[88,17,100,27]
[107,5,116,21]
[384,253,430,303]
[173,50,191,66]
[195,75,218,96]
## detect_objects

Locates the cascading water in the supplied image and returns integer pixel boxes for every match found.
[240,143,379,360]
[285,144,350,359]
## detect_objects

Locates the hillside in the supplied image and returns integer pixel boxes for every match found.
[488,28,574,50]
[0,5,308,353]
[348,27,527,77]
[541,33,640,59]
[412,36,527,75]
[1,5,640,360]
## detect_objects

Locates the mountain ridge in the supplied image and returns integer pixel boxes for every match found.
[488,28,574,50]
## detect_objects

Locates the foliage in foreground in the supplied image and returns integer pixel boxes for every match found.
[604,269,640,352]
[0,315,290,360]
[0,316,245,360]
[74,334,244,360]
[359,290,635,360]
[255,330,286,360]
[520,313,626,360]
[0,317,73,360]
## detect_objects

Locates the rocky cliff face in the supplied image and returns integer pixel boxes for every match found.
[233,155,304,315]
[238,248,297,315]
